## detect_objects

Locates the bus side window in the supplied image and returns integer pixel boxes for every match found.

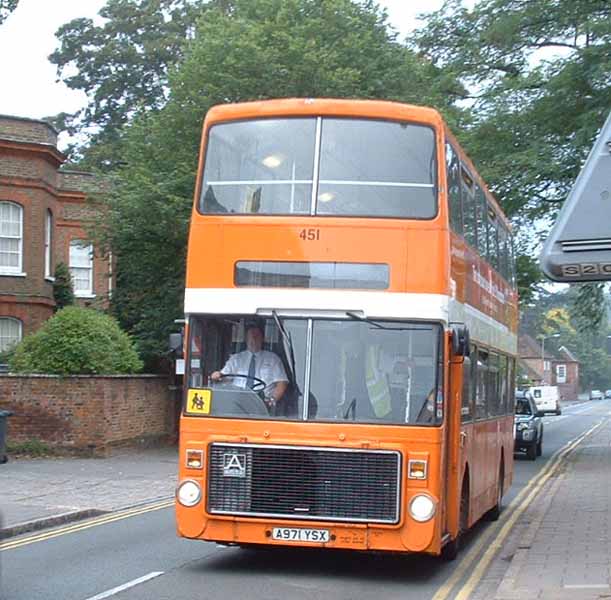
[499,354,508,414]
[461,166,477,248]
[498,226,509,282]
[508,358,516,411]
[475,187,488,259]
[446,143,463,235]
[487,210,500,271]
[509,236,517,289]
[475,347,488,420]
[487,352,500,416]
[461,355,472,423]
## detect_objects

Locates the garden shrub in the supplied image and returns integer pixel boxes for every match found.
[9,307,143,375]
[52,262,75,311]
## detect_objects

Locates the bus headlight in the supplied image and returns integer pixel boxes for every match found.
[176,480,202,507]
[409,494,436,522]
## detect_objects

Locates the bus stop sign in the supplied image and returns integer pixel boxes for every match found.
[540,111,611,282]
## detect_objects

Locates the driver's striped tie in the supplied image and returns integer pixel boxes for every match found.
[247,353,256,388]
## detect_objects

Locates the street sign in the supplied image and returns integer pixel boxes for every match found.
[540,111,611,282]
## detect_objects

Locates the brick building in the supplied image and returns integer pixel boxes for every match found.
[0,115,112,353]
[518,333,580,401]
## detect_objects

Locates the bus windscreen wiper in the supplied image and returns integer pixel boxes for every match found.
[345,312,423,331]
[345,311,386,329]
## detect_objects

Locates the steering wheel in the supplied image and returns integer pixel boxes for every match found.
[215,372,267,392]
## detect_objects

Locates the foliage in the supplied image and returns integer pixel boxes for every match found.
[0,0,17,24]
[6,439,53,458]
[570,282,607,334]
[9,307,142,375]
[415,0,611,314]
[49,0,210,167]
[102,0,462,365]
[516,254,544,306]
[52,262,75,311]
[415,0,611,220]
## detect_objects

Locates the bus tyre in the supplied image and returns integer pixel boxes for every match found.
[485,465,504,521]
[442,478,468,561]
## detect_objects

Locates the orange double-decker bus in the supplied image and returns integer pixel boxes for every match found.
[175,98,518,559]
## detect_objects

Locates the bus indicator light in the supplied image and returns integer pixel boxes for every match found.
[186,449,204,469]
[408,460,428,480]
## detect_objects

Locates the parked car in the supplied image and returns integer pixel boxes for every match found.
[514,390,544,460]
[605,390,611,399]
[529,385,561,415]
[590,389,604,400]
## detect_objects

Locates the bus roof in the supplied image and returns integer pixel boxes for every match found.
[204,98,444,128]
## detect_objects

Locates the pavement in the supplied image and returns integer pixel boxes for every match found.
[0,446,177,539]
[474,413,611,600]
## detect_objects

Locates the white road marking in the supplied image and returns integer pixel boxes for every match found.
[564,584,610,589]
[84,572,164,600]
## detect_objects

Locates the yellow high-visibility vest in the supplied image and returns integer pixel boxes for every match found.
[365,346,392,417]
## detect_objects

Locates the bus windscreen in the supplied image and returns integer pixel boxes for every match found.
[187,316,442,426]
[200,118,437,218]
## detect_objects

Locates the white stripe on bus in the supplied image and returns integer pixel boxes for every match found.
[184,288,517,354]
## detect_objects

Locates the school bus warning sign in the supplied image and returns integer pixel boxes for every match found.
[186,389,211,414]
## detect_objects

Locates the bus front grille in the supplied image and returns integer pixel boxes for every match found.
[207,443,401,524]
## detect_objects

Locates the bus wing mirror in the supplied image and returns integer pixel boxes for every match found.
[169,332,184,358]
[450,325,470,358]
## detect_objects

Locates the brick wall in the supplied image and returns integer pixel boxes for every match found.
[0,375,180,455]
[0,116,57,146]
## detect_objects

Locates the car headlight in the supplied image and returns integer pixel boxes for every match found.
[409,494,436,522]
[176,480,202,507]
[517,422,532,431]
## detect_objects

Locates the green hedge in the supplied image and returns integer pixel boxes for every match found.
[9,307,143,375]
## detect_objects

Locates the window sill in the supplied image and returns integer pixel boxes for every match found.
[0,271,27,277]
[45,276,55,283]
[75,293,96,299]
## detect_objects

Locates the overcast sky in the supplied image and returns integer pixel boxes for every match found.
[0,0,444,121]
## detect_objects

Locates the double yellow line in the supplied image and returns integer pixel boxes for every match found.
[433,418,606,600]
[0,498,174,552]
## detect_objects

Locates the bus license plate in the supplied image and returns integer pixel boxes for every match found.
[271,527,330,543]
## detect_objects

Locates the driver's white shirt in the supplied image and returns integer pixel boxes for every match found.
[221,350,288,393]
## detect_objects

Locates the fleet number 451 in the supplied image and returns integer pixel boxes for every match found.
[299,228,320,241]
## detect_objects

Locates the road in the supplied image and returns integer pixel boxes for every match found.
[2,399,609,600]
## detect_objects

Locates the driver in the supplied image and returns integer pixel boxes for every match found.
[210,324,288,409]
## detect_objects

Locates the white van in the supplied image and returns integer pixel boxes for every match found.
[529,386,561,415]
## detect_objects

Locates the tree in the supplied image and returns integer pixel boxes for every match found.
[9,307,143,375]
[49,0,210,167]
[52,262,75,311]
[0,0,18,25]
[415,0,610,216]
[102,0,462,366]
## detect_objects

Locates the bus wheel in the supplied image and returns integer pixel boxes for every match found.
[485,463,504,522]
[442,477,468,561]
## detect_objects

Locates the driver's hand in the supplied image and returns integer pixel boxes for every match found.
[265,396,277,409]
[210,371,222,381]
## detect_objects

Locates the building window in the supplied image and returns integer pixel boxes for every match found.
[45,210,53,279]
[69,240,94,297]
[0,317,22,353]
[556,364,567,384]
[0,201,23,275]
[544,360,551,372]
